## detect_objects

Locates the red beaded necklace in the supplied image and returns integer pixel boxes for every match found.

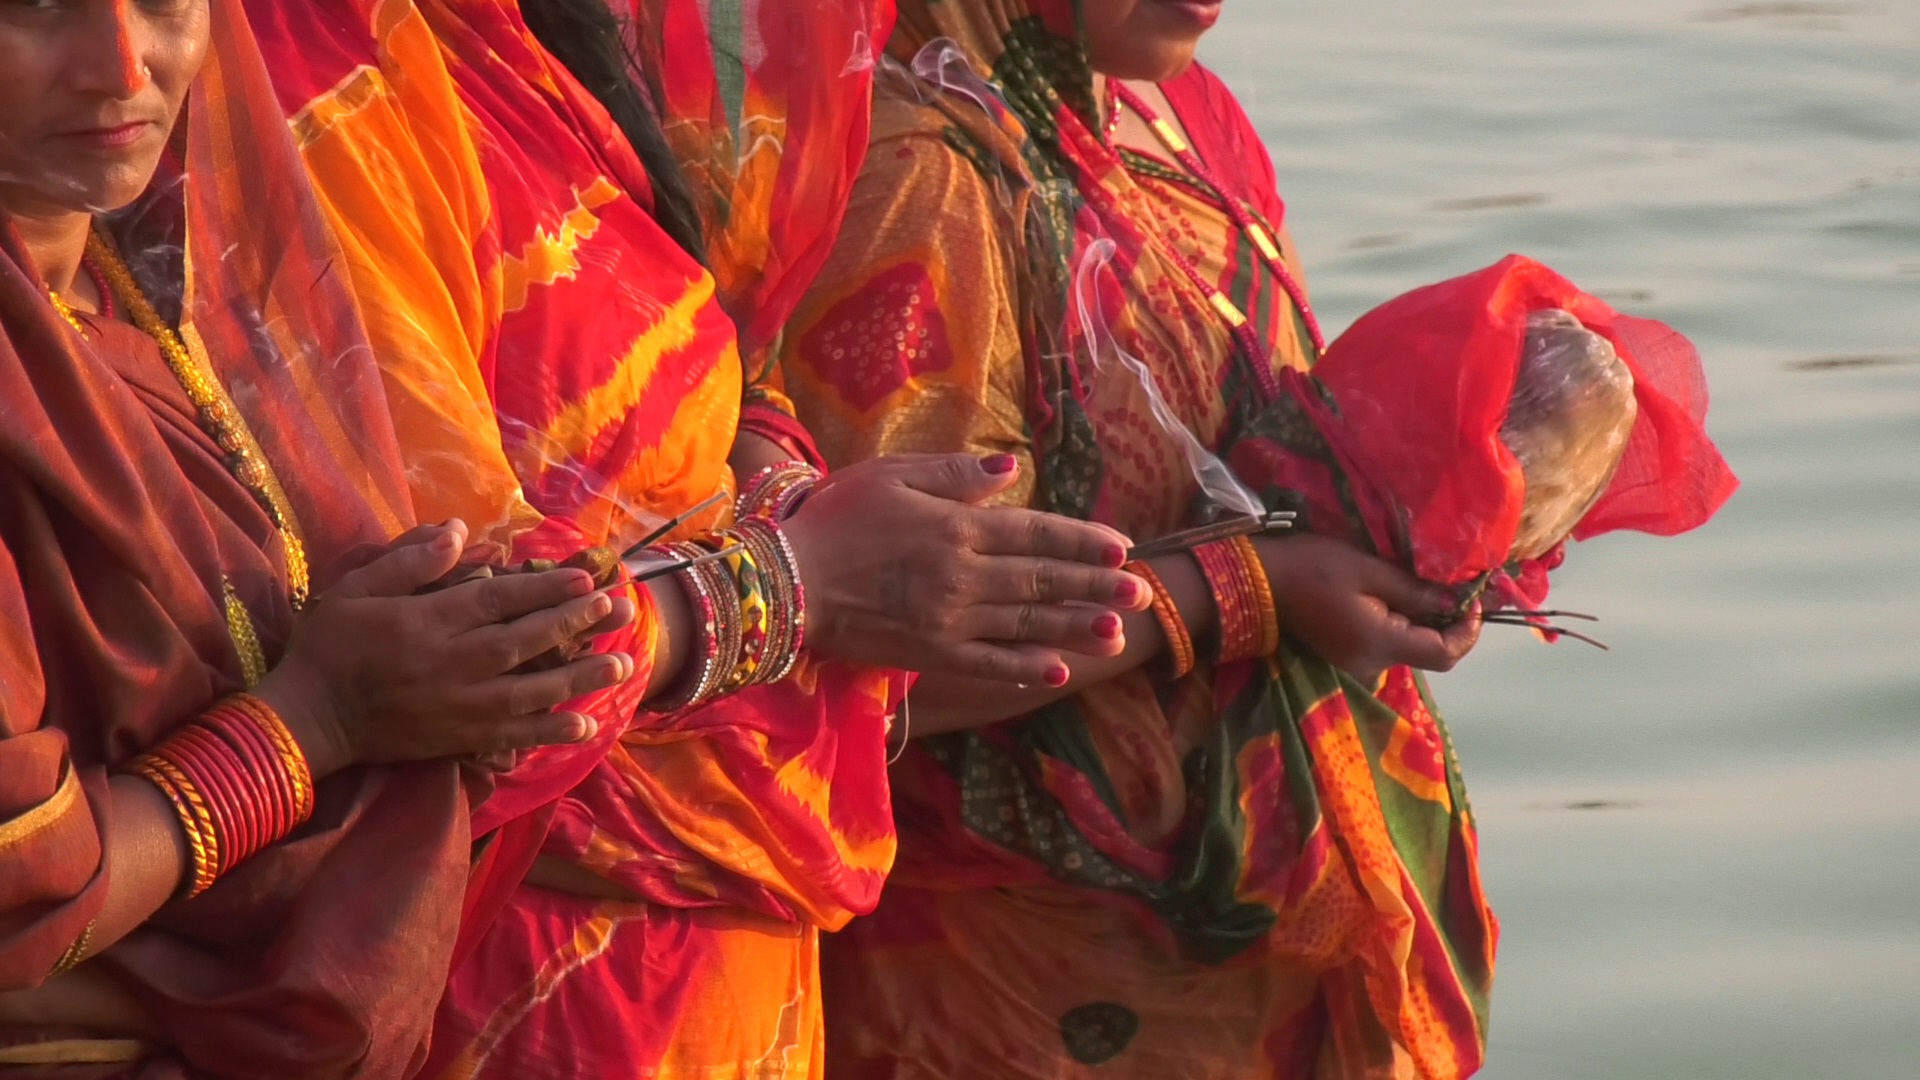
[83,255,116,321]
[1106,81,1328,377]
[46,254,118,335]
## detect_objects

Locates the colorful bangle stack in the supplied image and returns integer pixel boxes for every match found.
[121,693,313,899]
[732,517,807,685]
[735,460,821,522]
[649,516,808,710]
[1127,560,1196,679]
[1193,536,1281,663]
[656,540,728,709]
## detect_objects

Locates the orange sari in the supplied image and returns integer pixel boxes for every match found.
[247,1,902,1075]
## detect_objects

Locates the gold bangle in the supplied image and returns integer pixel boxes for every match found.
[128,757,218,897]
[1127,561,1196,679]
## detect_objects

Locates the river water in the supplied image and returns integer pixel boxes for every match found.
[1200,2,1920,1076]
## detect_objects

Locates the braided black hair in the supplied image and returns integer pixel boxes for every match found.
[520,0,707,262]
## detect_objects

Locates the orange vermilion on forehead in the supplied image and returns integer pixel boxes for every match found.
[111,0,144,88]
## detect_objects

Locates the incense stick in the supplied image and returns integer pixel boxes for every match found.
[627,542,743,585]
[1480,614,1610,651]
[620,490,730,560]
[1125,511,1296,562]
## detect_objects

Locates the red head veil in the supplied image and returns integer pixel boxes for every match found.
[1237,255,1738,609]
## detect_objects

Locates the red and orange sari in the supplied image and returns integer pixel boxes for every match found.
[0,2,470,1074]
[247,1,900,1075]
[781,2,1496,1077]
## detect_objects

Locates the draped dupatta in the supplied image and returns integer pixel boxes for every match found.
[0,1,482,1074]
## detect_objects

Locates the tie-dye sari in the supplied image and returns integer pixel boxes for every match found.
[247,1,900,1075]
[780,2,1496,1077]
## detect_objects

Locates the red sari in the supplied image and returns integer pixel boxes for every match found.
[0,2,464,1075]
[247,2,903,1075]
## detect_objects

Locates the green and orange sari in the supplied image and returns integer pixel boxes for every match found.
[248,1,900,1075]
[782,1,1497,1076]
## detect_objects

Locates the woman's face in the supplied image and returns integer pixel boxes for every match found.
[1082,0,1222,83]
[0,0,209,220]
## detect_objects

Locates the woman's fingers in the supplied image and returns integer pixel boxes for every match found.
[1377,598,1481,674]
[961,603,1127,658]
[972,507,1130,569]
[461,710,600,756]
[330,520,467,599]
[1361,555,1455,619]
[932,641,1070,687]
[468,749,520,773]
[468,652,634,724]
[971,557,1148,612]
[454,589,630,675]
[885,452,1025,505]
[1442,600,1484,659]
[581,589,638,641]
[429,567,597,635]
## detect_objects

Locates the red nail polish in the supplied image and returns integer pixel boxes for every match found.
[1045,665,1070,687]
[981,454,1018,475]
[1093,613,1121,639]
[1102,544,1127,568]
[1116,579,1143,605]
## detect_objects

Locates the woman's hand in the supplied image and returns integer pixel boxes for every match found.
[1253,533,1481,684]
[780,453,1150,686]
[254,520,637,778]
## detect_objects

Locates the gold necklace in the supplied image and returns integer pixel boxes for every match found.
[85,230,312,610]
[47,289,87,336]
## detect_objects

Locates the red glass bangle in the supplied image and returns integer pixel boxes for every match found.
[225,693,313,821]
[165,724,262,871]
[207,701,297,832]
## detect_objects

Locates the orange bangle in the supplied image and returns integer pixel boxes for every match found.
[128,756,219,897]
[1194,538,1269,663]
[1229,535,1281,658]
[1128,561,1196,679]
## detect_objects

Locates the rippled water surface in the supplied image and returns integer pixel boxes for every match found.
[1200,2,1920,1076]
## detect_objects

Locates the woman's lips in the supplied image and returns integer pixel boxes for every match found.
[1150,0,1224,31]
[57,121,156,150]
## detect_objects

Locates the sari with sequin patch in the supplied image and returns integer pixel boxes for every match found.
[248,1,902,1075]
[780,2,1497,1076]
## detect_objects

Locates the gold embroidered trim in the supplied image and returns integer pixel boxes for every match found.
[223,578,269,687]
[46,919,94,979]
[0,1039,149,1065]
[0,760,80,852]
